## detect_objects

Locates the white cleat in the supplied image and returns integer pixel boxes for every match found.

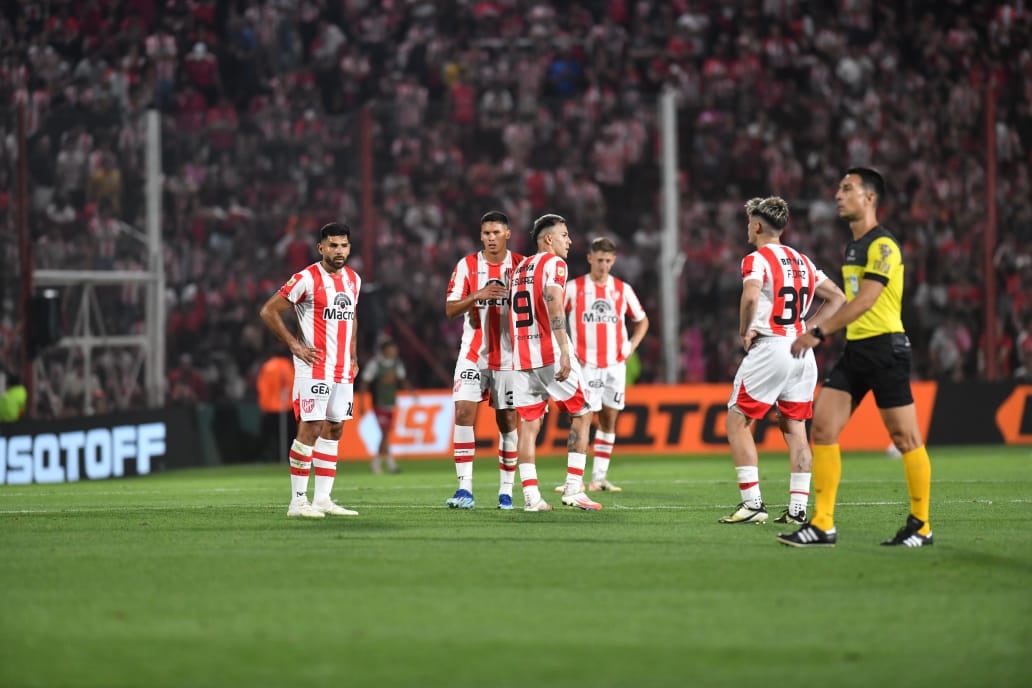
[311,497,359,516]
[287,498,325,519]
[587,478,623,492]
[524,496,555,512]
[561,489,603,511]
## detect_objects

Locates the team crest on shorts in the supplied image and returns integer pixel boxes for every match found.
[301,398,316,414]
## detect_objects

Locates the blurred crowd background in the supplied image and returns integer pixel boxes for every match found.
[1,0,1031,418]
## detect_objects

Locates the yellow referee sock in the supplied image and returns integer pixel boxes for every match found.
[810,444,842,532]
[901,446,932,534]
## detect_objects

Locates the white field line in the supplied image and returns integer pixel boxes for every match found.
[0,477,1024,498]
[1,498,1030,515]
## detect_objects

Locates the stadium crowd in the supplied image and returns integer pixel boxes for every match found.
[1,0,1031,417]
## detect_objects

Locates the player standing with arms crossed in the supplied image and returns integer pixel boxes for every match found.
[259,222,361,518]
[444,211,523,510]
[553,237,648,494]
[779,167,935,548]
[719,197,845,525]
[510,214,601,512]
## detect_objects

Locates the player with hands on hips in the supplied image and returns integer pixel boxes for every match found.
[259,222,362,519]
[720,197,845,527]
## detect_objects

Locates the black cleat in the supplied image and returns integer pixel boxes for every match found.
[881,514,934,547]
[776,522,837,548]
[773,508,807,525]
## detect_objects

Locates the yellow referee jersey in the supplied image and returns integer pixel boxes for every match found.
[842,226,905,340]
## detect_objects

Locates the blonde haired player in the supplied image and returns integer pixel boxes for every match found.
[720,198,845,525]
[553,236,648,494]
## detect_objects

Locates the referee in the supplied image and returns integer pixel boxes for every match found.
[777,167,933,548]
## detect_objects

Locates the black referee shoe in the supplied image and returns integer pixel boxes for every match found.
[881,514,934,547]
[776,522,837,548]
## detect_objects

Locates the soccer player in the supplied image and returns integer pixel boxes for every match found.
[443,211,524,510]
[358,338,411,474]
[553,236,649,494]
[259,222,361,518]
[778,167,935,548]
[719,197,845,526]
[510,214,601,512]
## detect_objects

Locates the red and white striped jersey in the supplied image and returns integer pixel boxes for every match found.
[279,262,361,383]
[509,252,569,370]
[740,244,827,337]
[566,275,646,367]
[446,250,524,371]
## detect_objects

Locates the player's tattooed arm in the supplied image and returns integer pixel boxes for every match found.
[551,316,566,331]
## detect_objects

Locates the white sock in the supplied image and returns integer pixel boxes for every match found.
[565,451,587,493]
[735,465,762,509]
[288,439,313,501]
[498,430,517,497]
[591,431,615,481]
[519,463,540,505]
[312,436,339,501]
[789,472,811,515]
[453,425,475,492]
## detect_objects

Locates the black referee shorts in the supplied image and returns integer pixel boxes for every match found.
[823,333,914,409]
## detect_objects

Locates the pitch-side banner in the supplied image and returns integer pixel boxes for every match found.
[338,383,940,460]
[0,406,204,484]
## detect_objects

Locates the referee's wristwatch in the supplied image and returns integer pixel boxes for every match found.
[808,327,825,342]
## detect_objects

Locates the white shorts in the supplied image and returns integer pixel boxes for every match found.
[293,378,355,423]
[513,358,591,422]
[581,361,627,412]
[452,359,516,409]
[728,336,817,421]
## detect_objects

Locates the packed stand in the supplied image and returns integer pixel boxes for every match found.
[2,1,1031,419]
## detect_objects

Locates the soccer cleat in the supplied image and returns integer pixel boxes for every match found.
[561,490,603,511]
[524,496,554,512]
[287,498,325,519]
[445,489,475,509]
[881,514,934,547]
[587,478,622,492]
[776,523,837,547]
[773,508,807,525]
[497,494,514,510]
[311,497,359,516]
[718,502,768,524]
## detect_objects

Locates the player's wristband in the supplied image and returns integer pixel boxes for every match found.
[809,327,825,342]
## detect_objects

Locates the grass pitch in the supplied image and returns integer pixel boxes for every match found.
[1,446,1030,688]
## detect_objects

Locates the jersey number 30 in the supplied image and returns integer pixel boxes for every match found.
[774,286,810,325]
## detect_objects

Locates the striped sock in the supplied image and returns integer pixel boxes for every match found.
[591,431,615,482]
[498,430,517,497]
[565,451,587,493]
[453,425,475,492]
[519,463,540,505]
[312,437,339,501]
[735,465,761,508]
[288,440,313,501]
[811,444,842,532]
[789,472,811,515]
